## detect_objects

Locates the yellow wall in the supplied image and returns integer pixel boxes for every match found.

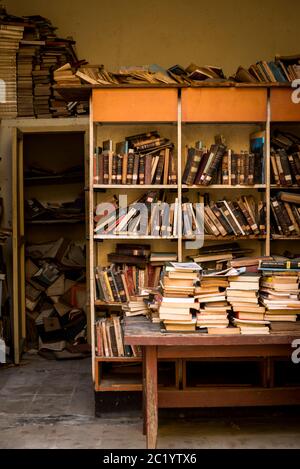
[8,0,300,76]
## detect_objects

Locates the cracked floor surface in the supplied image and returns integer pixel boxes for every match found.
[0,353,300,449]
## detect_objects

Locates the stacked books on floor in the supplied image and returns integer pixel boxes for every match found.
[95,316,141,357]
[259,259,300,333]
[158,263,201,331]
[183,194,266,238]
[182,132,264,186]
[270,192,300,238]
[0,21,24,118]
[25,237,89,356]
[94,191,179,237]
[93,132,177,185]
[227,273,269,335]
[195,275,235,334]
[234,54,300,84]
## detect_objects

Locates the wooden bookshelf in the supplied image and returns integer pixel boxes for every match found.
[89,86,300,393]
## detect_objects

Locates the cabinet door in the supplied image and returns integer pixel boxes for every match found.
[12,128,25,364]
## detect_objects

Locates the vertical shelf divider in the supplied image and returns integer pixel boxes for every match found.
[177,89,182,262]
[265,89,271,256]
[89,95,96,381]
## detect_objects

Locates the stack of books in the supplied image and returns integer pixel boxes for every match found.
[0,22,24,118]
[195,275,234,334]
[17,42,41,117]
[192,242,254,271]
[259,259,300,330]
[234,54,300,84]
[158,263,201,332]
[183,195,266,238]
[182,133,264,186]
[95,316,141,357]
[228,273,269,335]
[94,191,179,237]
[93,132,177,186]
[270,192,300,238]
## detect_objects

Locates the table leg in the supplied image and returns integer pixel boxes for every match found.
[145,345,158,449]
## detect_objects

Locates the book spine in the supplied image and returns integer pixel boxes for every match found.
[116,155,122,184]
[292,152,300,185]
[139,154,145,184]
[222,152,229,184]
[122,153,128,184]
[185,150,202,186]
[270,152,280,184]
[154,152,165,184]
[111,154,118,183]
[202,144,226,185]
[132,154,140,184]
[103,153,109,184]
[106,269,121,302]
[144,154,152,185]
[126,151,134,184]
[231,153,237,185]
[163,148,170,185]
[279,150,293,186]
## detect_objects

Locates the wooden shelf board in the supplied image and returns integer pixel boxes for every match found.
[183,235,266,241]
[271,236,300,240]
[26,219,85,225]
[95,300,123,306]
[270,185,300,190]
[95,356,142,362]
[182,184,266,189]
[24,175,83,186]
[93,184,178,190]
[94,235,178,240]
[95,383,143,392]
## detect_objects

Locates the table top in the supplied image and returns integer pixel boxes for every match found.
[124,316,300,346]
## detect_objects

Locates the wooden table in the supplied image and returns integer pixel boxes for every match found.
[124,316,300,449]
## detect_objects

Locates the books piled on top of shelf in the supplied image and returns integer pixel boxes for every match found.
[182,133,264,186]
[158,263,201,332]
[183,194,266,239]
[93,132,177,186]
[227,273,268,335]
[191,242,254,271]
[258,259,300,328]
[25,237,88,354]
[233,54,300,84]
[24,196,85,222]
[0,21,24,118]
[95,316,141,357]
[270,192,300,238]
[94,190,179,237]
[17,42,41,117]
[195,275,235,334]
[54,62,227,87]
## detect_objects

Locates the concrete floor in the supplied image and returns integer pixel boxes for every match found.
[0,353,300,449]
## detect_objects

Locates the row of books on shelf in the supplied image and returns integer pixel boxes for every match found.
[95,316,142,358]
[93,132,177,185]
[270,192,300,237]
[94,191,266,237]
[182,132,264,186]
[157,260,300,335]
[270,131,300,186]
